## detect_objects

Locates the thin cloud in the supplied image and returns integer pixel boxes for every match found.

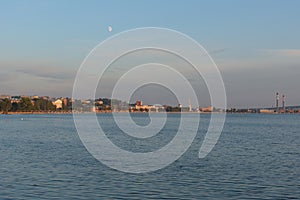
[261,49,300,57]
[207,48,227,55]
[15,67,76,81]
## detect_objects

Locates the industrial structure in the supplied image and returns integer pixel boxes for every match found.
[282,94,285,113]
[276,92,279,112]
[275,92,286,113]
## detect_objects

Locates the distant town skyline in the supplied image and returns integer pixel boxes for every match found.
[1,1,300,108]
[0,91,295,111]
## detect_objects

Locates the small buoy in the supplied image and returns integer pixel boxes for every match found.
[21,118,24,121]
[108,26,113,32]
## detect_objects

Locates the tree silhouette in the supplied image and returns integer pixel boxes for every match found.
[0,98,12,114]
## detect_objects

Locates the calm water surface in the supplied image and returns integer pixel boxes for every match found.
[0,114,299,199]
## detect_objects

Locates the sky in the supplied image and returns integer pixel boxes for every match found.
[0,0,300,108]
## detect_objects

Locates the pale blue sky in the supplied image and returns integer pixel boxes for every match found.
[1,1,300,107]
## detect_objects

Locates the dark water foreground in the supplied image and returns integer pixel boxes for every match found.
[0,114,299,199]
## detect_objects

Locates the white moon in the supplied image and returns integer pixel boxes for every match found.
[108,26,112,32]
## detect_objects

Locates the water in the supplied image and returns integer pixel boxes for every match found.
[0,114,299,199]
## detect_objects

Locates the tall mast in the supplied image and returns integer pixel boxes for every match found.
[282,94,285,113]
[276,92,279,112]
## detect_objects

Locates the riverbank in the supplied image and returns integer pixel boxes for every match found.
[1,110,113,115]
[1,111,299,115]
[3,111,73,115]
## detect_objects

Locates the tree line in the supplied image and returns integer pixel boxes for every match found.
[0,98,68,114]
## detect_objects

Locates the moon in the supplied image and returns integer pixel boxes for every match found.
[108,26,112,32]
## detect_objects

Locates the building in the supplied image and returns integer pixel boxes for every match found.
[200,106,214,112]
[135,104,152,112]
[128,100,153,112]
[259,109,275,114]
[11,96,21,103]
[136,100,143,106]
[52,99,63,109]
[31,95,39,100]
[0,95,11,99]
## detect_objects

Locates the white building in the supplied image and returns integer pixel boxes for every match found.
[53,99,63,109]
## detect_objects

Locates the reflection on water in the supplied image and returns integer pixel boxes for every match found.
[0,114,299,199]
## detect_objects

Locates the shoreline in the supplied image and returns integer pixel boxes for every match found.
[3,111,73,115]
[1,111,298,115]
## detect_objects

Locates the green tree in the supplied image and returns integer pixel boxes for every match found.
[19,98,33,111]
[33,99,41,111]
[33,99,56,111]
[62,98,72,111]
[0,98,12,114]
[11,102,19,112]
